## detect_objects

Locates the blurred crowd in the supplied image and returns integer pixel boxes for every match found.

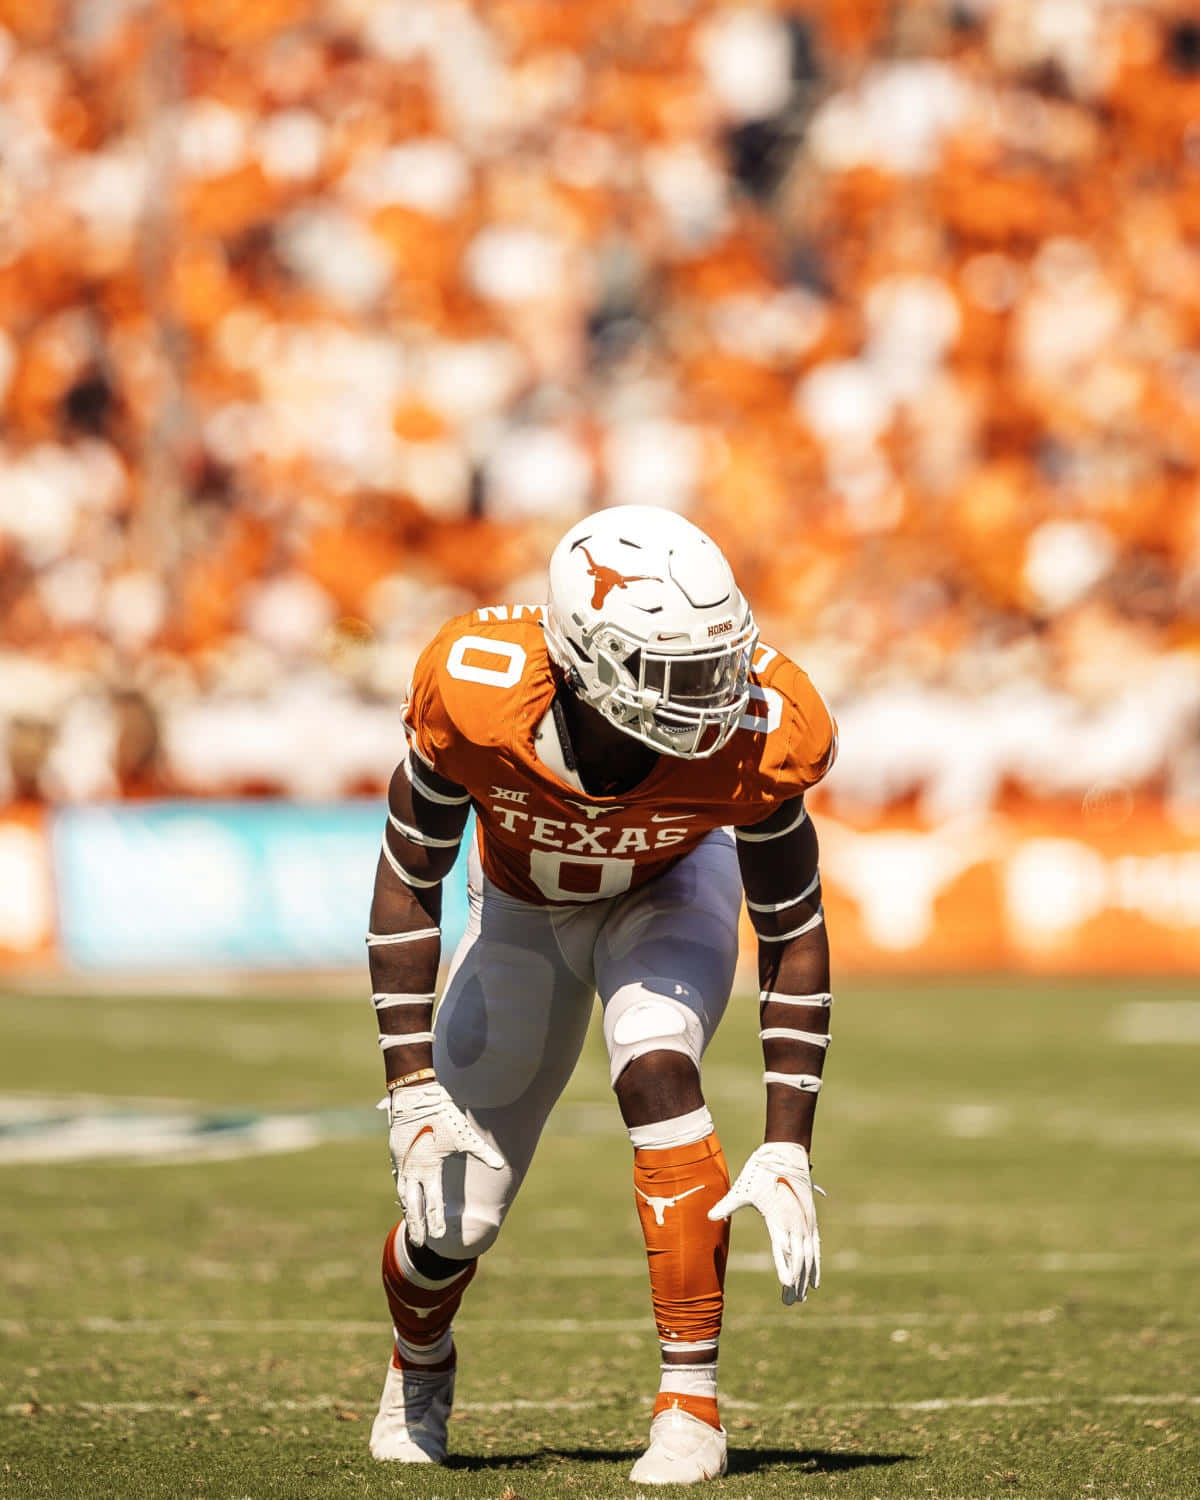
[1,0,1199,818]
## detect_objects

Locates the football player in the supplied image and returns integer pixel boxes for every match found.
[366,505,837,1485]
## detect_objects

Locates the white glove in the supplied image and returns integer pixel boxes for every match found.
[708,1141,823,1305]
[387,1082,504,1247]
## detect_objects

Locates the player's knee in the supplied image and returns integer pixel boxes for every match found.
[427,1203,503,1262]
[604,982,706,1089]
[615,1048,704,1128]
[406,1238,476,1283]
[618,1048,699,1094]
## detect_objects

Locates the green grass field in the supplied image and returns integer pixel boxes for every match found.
[1,976,1198,1500]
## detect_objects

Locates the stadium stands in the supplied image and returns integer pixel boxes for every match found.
[1,0,1198,817]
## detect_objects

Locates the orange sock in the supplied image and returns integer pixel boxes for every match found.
[381,1223,476,1368]
[653,1387,721,1430]
[633,1132,730,1428]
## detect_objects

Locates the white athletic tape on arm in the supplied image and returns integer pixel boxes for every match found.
[745,872,820,914]
[759,1028,831,1048]
[760,991,834,1008]
[763,1071,823,1092]
[372,992,437,1012]
[381,835,441,888]
[735,803,808,842]
[387,812,463,849]
[366,929,439,947]
[410,760,471,806]
[378,1031,436,1050]
[755,908,824,942]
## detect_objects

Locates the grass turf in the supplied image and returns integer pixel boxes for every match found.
[1,976,1197,1499]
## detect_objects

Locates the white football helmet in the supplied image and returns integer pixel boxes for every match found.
[544,506,758,759]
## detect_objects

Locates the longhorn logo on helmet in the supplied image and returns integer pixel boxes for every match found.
[572,543,663,609]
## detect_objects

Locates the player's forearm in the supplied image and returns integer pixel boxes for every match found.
[368,855,442,1085]
[736,802,832,1152]
[757,923,831,1152]
[370,757,471,1083]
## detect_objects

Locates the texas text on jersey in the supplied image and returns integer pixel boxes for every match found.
[400,604,838,905]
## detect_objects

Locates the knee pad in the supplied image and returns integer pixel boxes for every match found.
[603,982,707,1088]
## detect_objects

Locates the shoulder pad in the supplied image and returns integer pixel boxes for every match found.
[742,643,838,799]
[404,610,552,782]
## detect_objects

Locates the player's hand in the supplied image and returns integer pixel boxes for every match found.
[708,1142,822,1305]
[387,1082,504,1247]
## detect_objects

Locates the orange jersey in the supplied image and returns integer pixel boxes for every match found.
[403,606,837,906]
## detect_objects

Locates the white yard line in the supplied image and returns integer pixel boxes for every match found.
[1111,1000,1200,1044]
[0,974,364,999]
[5,1086,1200,1165]
[0,1307,1065,1338]
[722,1393,1200,1414]
[0,1094,203,1118]
[482,1249,1200,1277]
[5,1393,1197,1418]
[1,1249,1190,1309]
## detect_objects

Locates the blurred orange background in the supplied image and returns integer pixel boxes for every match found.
[1,0,1198,971]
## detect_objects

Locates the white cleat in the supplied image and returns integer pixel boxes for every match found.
[368,1351,455,1463]
[629,1407,728,1485]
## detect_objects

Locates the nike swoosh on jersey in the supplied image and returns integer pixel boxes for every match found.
[649,813,691,823]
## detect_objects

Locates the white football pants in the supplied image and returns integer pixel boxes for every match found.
[427,830,741,1260]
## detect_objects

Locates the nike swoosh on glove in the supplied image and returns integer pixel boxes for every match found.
[707,1141,823,1305]
[387,1082,504,1247]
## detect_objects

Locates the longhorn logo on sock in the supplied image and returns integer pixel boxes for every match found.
[635,1182,706,1227]
[391,1297,436,1319]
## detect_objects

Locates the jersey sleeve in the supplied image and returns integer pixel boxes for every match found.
[777,658,838,793]
[741,651,838,815]
[401,619,470,786]
[400,610,550,793]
